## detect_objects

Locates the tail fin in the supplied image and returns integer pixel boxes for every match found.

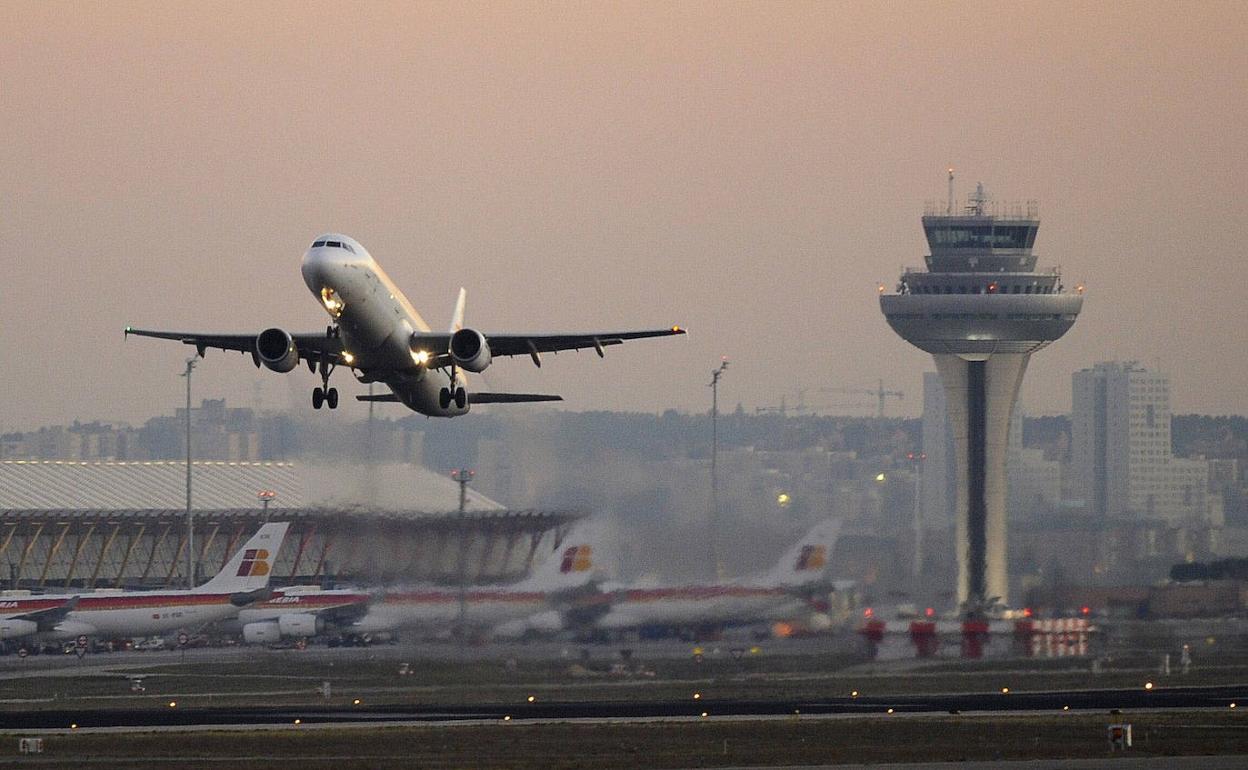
[513,523,603,593]
[196,522,290,594]
[751,518,842,587]
[450,287,467,332]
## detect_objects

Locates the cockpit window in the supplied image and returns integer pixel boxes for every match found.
[342,243,356,254]
[326,240,342,248]
[312,240,326,247]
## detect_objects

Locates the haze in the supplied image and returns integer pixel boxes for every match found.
[2,1,1245,430]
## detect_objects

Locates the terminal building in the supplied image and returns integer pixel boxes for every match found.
[0,460,579,591]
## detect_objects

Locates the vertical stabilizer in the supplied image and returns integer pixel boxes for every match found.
[514,523,604,592]
[751,518,842,587]
[450,287,467,332]
[196,522,290,594]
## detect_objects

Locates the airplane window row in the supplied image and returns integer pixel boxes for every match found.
[311,240,356,254]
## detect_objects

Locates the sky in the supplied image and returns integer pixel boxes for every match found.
[1,1,1246,431]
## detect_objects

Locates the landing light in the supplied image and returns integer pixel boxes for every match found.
[412,349,431,366]
[342,352,355,365]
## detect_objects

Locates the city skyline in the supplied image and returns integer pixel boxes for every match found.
[2,2,1246,430]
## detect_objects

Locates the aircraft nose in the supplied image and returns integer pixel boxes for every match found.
[301,248,330,293]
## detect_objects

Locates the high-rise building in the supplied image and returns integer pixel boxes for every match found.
[1071,361,1217,527]
[881,179,1082,609]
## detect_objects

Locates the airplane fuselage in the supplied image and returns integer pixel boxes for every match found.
[5,592,246,642]
[300,236,467,416]
[589,584,813,632]
[350,588,553,636]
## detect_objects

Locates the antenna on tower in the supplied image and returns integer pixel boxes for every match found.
[947,167,955,215]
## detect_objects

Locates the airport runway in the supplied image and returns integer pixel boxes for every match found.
[4,684,1244,730]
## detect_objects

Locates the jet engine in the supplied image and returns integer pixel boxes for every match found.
[0,619,37,641]
[242,621,281,645]
[256,328,299,373]
[449,328,492,372]
[277,613,324,638]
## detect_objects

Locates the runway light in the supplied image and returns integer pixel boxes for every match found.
[1144,682,1154,690]
[776,492,791,507]
[701,711,708,718]
[693,692,701,700]
[527,695,536,703]
[886,708,894,714]
[353,699,361,706]
[1080,605,1091,616]
[851,690,859,698]
[1232,703,1237,709]
[294,719,301,725]
[1001,688,1010,694]
[70,723,77,729]
[875,472,886,482]
[1063,706,1070,711]
[503,715,511,721]
[168,701,176,708]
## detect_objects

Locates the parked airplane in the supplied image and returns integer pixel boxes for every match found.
[126,234,685,416]
[0,522,288,643]
[234,586,372,644]
[348,526,601,639]
[573,518,843,639]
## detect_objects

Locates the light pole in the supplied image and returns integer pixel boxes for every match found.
[708,358,729,581]
[907,452,927,581]
[451,468,474,635]
[180,357,197,589]
[257,489,277,523]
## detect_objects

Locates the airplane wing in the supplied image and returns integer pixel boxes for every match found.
[124,328,347,365]
[13,596,79,631]
[412,327,686,368]
[356,393,563,404]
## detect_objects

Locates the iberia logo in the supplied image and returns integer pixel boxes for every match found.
[795,545,826,571]
[559,545,593,574]
[235,549,271,577]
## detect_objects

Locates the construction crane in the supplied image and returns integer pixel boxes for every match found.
[819,379,904,418]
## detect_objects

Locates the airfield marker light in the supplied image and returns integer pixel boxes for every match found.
[168,701,176,708]
[875,473,886,482]
[693,692,701,700]
[1081,605,1091,616]
[851,690,859,698]
[71,723,77,729]
[925,607,935,618]
[1001,687,1010,694]
[701,711,709,718]
[864,608,873,618]
[776,492,791,508]
[886,708,894,714]
[749,646,761,655]
[527,695,536,703]
[1063,706,1070,711]
[1023,607,1033,618]
[294,719,302,725]
[1144,682,1154,691]
[503,715,511,721]
[1232,703,1237,709]
[353,699,361,706]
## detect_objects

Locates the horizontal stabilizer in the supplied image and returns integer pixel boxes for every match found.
[356,394,400,402]
[471,393,563,404]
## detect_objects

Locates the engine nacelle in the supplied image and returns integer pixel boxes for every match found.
[0,619,37,641]
[256,327,299,373]
[242,621,281,645]
[449,328,492,373]
[277,613,323,638]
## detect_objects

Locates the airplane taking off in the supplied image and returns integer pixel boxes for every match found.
[126,234,686,416]
[572,518,843,639]
[0,523,288,643]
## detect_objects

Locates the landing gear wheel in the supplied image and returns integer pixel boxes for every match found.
[326,387,339,409]
[454,387,467,409]
[439,388,452,410]
[312,387,325,410]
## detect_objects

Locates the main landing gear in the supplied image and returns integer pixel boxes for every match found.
[312,345,339,410]
[439,386,467,410]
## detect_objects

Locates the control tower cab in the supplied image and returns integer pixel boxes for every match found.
[880,180,1082,612]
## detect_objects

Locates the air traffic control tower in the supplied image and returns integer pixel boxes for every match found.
[880,178,1082,612]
